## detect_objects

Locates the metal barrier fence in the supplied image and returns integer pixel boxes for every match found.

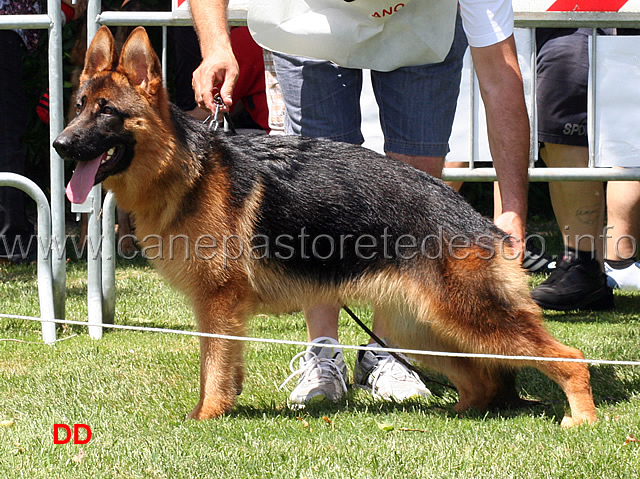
[2,2,640,342]
[1,0,66,343]
[0,174,56,343]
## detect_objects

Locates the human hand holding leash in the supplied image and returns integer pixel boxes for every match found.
[192,47,239,114]
[189,0,238,114]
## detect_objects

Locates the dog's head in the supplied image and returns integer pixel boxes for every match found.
[54,26,166,204]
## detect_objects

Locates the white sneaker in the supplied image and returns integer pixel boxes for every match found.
[280,337,348,408]
[353,344,431,402]
[604,261,640,290]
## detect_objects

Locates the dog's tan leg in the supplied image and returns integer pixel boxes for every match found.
[234,362,245,396]
[399,301,596,425]
[486,310,597,427]
[116,207,137,256]
[188,336,245,420]
[416,353,500,414]
[448,362,500,414]
[383,307,502,413]
[187,287,249,420]
[528,342,597,428]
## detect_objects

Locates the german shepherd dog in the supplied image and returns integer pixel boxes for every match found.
[54,26,596,427]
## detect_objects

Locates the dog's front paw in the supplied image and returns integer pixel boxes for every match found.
[187,397,234,420]
[560,416,577,429]
[561,413,597,429]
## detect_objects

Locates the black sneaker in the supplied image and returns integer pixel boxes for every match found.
[531,251,614,311]
[522,242,556,274]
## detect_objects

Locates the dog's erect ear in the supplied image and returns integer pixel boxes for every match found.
[80,26,117,84]
[118,26,163,93]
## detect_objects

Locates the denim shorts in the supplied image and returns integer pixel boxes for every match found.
[272,14,468,157]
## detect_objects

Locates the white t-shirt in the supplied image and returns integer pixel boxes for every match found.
[248,0,514,71]
[459,0,514,48]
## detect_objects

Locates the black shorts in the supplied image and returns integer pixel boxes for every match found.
[536,28,613,147]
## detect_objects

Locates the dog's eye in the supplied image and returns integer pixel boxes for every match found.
[102,106,115,115]
[75,97,85,116]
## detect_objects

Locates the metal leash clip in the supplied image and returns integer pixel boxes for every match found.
[202,90,225,131]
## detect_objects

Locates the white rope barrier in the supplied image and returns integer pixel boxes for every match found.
[2,312,640,367]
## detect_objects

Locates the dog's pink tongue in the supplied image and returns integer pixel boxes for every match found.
[65,155,103,204]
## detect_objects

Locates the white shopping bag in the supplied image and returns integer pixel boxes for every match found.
[589,36,640,167]
[247,0,458,72]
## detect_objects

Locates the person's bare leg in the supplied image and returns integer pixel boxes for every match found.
[495,143,604,259]
[603,180,640,289]
[443,161,466,192]
[529,143,614,311]
[541,143,604,258]
[387,152,444,178]
[303,304,341,342]
[605,181,640,261]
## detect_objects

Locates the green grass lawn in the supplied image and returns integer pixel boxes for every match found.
[1,257,640,478]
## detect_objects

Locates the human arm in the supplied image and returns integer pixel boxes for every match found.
[470,36,530,258]
[189,0,239,112]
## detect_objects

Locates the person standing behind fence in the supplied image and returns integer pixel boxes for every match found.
[189,0,531,407]
[1,0,85,263]
[530,28,640,312]
[0,0,44,263]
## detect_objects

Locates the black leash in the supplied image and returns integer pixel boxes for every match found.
[341,306,456,393]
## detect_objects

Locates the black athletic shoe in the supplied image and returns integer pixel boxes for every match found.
[531,251,614,311]
[522,242,556,274]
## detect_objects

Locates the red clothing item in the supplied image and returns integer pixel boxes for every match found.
[230,27,269,132]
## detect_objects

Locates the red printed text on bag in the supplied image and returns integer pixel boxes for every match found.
[371,3,405,18]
